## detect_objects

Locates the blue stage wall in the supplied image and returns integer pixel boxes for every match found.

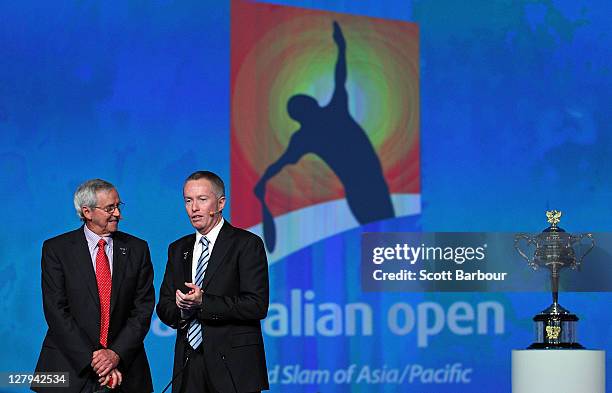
[1,1,610,392]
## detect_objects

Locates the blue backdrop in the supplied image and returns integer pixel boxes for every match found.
[1,1,610,392]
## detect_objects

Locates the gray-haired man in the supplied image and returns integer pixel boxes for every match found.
[33,179,154,393]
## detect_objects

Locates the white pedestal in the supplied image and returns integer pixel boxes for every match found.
[512,350,605,393]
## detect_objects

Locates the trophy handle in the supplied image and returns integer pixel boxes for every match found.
[514,233,537,269]
[573,233,595,269]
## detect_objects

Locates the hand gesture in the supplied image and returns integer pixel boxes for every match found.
[176,283,203,310]
[98,368,123,389]
[91,349,120,377]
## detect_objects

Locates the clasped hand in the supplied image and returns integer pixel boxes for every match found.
[92,349,122,389]
[176,282,203,310]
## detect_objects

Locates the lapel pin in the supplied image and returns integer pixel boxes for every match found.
[183,251,189,260]
[119,247,128,255]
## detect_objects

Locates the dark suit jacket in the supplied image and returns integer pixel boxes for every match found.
[156,221,269,393]
[33,227,155,393]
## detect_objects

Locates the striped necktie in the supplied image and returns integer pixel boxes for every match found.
[187,236,209,349]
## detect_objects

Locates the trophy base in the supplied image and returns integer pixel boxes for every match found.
[527,342,584,350]
[528,302,583,350]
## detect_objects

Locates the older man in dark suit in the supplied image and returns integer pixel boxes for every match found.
[157,171,269,393]
[33,179,154,392]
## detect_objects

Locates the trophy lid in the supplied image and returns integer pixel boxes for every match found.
[542,210,566,233]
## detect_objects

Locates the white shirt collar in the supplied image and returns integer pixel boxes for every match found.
[83,223,113,247]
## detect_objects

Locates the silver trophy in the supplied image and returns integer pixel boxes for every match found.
[514,210,594,349]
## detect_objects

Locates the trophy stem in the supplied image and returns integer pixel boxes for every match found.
[551,269,559,306]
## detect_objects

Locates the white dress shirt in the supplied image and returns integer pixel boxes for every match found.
[191,218,224,282]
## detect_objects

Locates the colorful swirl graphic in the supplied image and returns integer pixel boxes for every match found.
[231,2,419,227]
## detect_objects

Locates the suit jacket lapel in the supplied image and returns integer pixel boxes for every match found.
[182,235,196,285]
[110,233,129,315]
[71,228,99,307]
[202,222,234,291]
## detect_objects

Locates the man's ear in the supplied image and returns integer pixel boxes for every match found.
[82,206,93,221]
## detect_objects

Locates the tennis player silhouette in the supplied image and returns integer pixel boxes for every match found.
[254,21,394,251]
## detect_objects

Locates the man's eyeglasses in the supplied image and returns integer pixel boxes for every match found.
[94,202,125,214]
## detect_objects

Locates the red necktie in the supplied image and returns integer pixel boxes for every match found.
[95,239,112,347]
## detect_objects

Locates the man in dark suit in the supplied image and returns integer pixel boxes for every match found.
[157,171,269,393]
[34,179,154,392]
